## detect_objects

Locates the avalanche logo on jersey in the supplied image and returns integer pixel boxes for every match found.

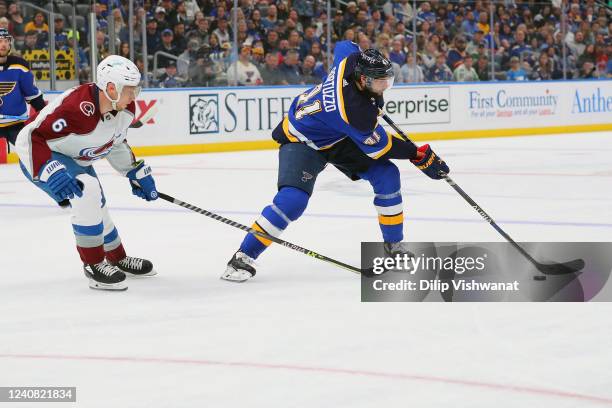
[0,81,16,106]
[80,101,95,116]
[77,139,114,161]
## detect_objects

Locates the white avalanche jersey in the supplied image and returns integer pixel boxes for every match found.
[15,83,136,179]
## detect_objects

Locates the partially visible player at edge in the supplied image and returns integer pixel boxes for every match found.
[222,41,450,282]
[14,55,159,291]
[0,28,45,148]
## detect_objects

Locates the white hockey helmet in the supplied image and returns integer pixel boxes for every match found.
[96,55,141,109]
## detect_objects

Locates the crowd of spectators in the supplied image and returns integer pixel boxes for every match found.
[3,0,611,87]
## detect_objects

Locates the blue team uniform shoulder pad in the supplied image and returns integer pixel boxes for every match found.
[340,54,379,133]
[333,41,360,66]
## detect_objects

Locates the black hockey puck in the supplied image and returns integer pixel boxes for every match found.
[533,275,547,281]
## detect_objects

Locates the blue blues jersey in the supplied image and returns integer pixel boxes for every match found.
[0,56,42,127]
[315,40,360,83]
[277,43,393,159]
[333,40,361,66]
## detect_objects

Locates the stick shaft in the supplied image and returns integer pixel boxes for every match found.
[440,174,538,265]
[158,192,361,274]
[381,113,540,267]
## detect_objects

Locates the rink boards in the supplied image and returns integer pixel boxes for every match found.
[4,79,612,163]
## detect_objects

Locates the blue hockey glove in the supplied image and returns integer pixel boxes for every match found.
[39,160,83,200]
[127,160,158,201]
[411,144,450,180]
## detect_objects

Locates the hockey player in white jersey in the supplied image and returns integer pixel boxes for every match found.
[15,55,158,291]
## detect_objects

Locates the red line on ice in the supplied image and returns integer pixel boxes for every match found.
[0,353,611,405]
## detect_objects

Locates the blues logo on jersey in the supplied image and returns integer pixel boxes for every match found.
[0,81,16,106]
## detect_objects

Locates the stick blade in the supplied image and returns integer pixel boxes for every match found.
[361,267,375,277]
[537,258,585,275]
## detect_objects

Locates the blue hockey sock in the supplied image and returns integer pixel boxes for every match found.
[359,161,404,243]
[239,187,309,259]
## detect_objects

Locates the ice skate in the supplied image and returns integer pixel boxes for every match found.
[83,262,127,291]
[112,256,156,277]
[221,251,256,282]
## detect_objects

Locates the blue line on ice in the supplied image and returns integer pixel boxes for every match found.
[1,202,611,228]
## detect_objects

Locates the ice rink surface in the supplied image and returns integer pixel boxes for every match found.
[1,131,611,407]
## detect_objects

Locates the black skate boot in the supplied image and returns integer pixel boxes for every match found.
[384,242,415,258]
[83,262,127,291]
[112,256,156,277]
[221,251,256,282]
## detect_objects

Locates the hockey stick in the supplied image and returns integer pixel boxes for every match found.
[129,104,158,128]
[158,192,362,275]
[381,112,585,278]
[0,114,28,120]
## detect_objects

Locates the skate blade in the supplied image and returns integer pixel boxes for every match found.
[220,270,253,283]
[88,279,128,291]
[220,276,250,283]
[123,269,157,278]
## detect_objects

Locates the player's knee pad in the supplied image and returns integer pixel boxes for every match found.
[101,206,115,229]
[272,186,310,222]
[70,175,104,223]
[240,186,310,259]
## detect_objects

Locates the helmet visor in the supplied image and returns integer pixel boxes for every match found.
[367,75,394,94]
[122,85,142,99]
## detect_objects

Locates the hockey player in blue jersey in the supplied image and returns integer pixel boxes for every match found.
[0,28,45,148]
[222,44,450,282]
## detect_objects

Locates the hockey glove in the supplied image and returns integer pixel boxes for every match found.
[411,144,449,180]
[127,160,158,201]
[39,160,83,200]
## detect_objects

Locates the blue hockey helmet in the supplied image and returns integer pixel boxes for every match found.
[0,28,12,54]
[354,48,394,94]
[0,28,12,43]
